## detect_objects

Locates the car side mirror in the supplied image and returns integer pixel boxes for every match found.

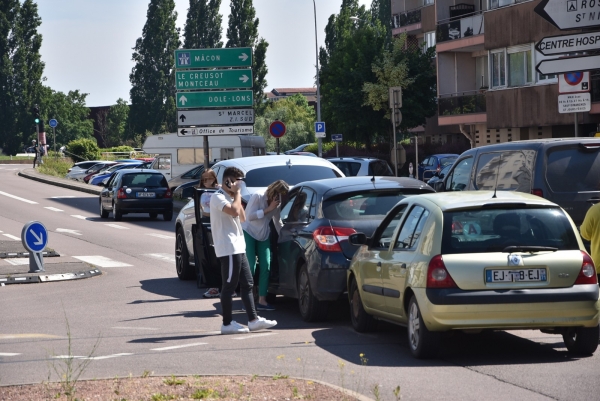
[349,233,367,246]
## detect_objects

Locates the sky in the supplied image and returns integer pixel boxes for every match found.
[36,0,371,107]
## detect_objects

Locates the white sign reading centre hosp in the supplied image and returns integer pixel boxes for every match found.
[558,93,591,114]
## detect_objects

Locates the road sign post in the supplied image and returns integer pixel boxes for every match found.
[175,48,252,69]
[536,54,600,76]
[331,134,342,157]
[535,32,600,56]
[48,119,58,159]
[176,69,252,90]
[178,109,254,126]
[177,90,253,109]
[21,221,48,273]
[315,122,326,139]
[269,121,286,154]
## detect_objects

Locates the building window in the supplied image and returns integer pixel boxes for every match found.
[507,45,532,87]
[476,56,489,89]
[424,0,434,5]
[491,50,506,88]
[424,31,436,53]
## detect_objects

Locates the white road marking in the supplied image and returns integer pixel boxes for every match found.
[0,191,38,204]
[52,353,133,360]
[55,228,82,236]
[44,206,64,212]
[71,215,89,220]
[151,342,207,351]
[51,196,75,198]
[72,256,132,268]
[0,352,21,356]
[233,332,277,340]
[2,234,20,240]
[112,326,159,331]
[105,224,128,230]
[146,233,175,239]
[5,259,29,266]
[144,253,176,263]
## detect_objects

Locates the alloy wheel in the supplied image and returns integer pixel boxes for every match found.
[408,302,421,351]
[175,233,183,275]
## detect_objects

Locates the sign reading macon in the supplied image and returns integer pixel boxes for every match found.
[536,32,600,55]
[535,0,600,30]
[176,69,252,90]
[175,48,252,69]
[177,90,253,108]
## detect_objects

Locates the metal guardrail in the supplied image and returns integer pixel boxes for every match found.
[437,11,484,43]
[438,91,486,116]
[393,7,422,28]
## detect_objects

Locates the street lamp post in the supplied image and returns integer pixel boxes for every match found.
[313,0,322,157]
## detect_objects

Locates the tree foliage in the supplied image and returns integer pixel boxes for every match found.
[129,0,181,138]
[183,0,223,49]
[42,88,94,146]
[106,98,130,148]
[255,94,316,152]
[225,0,268,109]
[66,138,100,162]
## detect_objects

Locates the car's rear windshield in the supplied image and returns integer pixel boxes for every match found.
[441,207,579,254]
[244,165,341,187]
[331,162,361,176]
[440,156,457,167]
[546,144,600,193]
[322,190,420,220]
[122,173,167,187]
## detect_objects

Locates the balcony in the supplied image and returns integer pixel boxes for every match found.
[488,0,531,11]
[393,8,421,28]
[439,91,486,116]
[436,11,484,43]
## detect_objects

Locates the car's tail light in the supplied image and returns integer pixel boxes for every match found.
[313,226,356,252]
[531,188,543,198]
[575,251,598,285]
[117,188,127,199]
[164,189,172,198]
[436,165,441,173]
[426,255,457,288]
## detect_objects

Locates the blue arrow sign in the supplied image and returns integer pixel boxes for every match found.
[49,119,58,128]
[21,221,48,253]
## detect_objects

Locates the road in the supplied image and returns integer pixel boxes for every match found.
[1,164,599,400]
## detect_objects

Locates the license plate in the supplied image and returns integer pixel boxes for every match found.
[486,268,547,283]
[136,192,155,198]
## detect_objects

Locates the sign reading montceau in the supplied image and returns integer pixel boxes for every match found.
[535,0,600,30]
[176,69,252,90]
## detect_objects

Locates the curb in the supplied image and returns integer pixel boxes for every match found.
[0,268,102,286]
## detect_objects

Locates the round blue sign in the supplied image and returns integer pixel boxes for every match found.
[49,119,58,128]
[269,121,286,138]
[564,72,583,86]
[21,221,48,253]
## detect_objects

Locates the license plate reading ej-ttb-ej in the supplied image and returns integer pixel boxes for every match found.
[486,268,547,283]
[137,192,155,198]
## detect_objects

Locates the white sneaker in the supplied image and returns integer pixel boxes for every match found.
[221,321,249,335]
[248,316,277,332]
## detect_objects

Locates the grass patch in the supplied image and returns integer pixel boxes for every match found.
[191,388,220,399]
[163,375,186,386]
[37,157,72,177]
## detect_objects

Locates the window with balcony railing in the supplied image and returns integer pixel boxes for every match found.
[436,11,484,43]
[438,91,486,116]
[393,8,422,28]
[488,0,532,11]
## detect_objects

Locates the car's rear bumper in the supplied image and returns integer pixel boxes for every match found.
[310,252,351,301]
[116,199,173,213]
[414,286,600,331]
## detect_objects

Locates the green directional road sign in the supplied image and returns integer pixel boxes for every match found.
[175,48,252,69]
[176,69,252,90]
[177,90,253,109]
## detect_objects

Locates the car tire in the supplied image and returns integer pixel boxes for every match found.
[99,200,108,219]
[349,278,377,332]
[164,210,173,221]
[297,264,328,322]
[175,227,194,280]
[562,325,599,355]
[407,296,440,359]
[149,212,158,219]
[113,203,122,221]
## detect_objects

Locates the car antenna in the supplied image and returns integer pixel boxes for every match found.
[492,153,502,198]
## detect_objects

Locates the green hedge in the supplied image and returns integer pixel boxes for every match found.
[102,146,134,153]
[304,142,335,154]
[66,138,100,161]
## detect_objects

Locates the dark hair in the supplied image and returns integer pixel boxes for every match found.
[222,166,244,183]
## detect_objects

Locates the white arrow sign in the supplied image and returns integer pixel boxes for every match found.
[179,95,188,105]
[178,109,254,126]
[29,229,43,245]
[536,32,600,56]
[239,74,249,83]
[535,0,600,30]
[536,55,600,75]
[239,53,249,61]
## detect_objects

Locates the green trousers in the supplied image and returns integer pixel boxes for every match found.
[243,230,271,297]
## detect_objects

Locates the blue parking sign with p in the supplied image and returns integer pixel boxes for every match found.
[315,122,325,133]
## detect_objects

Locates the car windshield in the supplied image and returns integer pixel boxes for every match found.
[440,156,457,167]
[331,162,361,176]
[244,165,341,187]
[121,173,167,187]
[441,207,579,255]
[322,191,418,220]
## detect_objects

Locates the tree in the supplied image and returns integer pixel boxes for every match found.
[129,0,180,138]
[225,0,268,109]
[254,94,316,152]
[42,88,94,146]
[183,0,223,49]
[106,98,130,147]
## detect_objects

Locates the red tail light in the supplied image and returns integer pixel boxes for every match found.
[313,227,356,252]
[426,255,457,288]
[575,251,598,285]
[164,189,172,198]
[436,165,441,173]
[117,188,127,199]
[531,188,543,198]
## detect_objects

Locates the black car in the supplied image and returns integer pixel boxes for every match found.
[270,176,434,321]
[99,169,173,221]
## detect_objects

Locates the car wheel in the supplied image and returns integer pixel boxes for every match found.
[562,325,599,355]
[407,296,440,359]
[175,227,194,280]
[113,202,122,221]
[99,200,108,219]
[297,264,328,322]
[149,212,158,219]
[164,210,173,221]
[349,278,377,332]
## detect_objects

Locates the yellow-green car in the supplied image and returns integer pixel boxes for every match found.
[347,191,600,358]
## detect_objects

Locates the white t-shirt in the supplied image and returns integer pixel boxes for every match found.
[241,190,283,242]
[209,189,246,257]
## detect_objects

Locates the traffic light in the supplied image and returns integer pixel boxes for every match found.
[32,105,40,125]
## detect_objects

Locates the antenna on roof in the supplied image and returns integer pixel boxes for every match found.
[492,153,502,199]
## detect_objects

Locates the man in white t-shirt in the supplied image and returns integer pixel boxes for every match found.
[210,166,277,334]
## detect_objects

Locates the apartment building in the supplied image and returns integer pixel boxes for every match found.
[391,0,600,147]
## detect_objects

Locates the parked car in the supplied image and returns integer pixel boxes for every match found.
[89,162,143,186]
[287,151,317,157]
[327,157,394,177]
[271,176,434,321]
[175,155,345,283]
[426,163,453,191]
[99,169,173,221]
[167,162,215,191]
[417,154,458,182]
[284,144,312,154]
[435,138,600,226]
[347,190,599,358]
[69,162,116,182]
[83,162,118,184]
[66,160,107,177]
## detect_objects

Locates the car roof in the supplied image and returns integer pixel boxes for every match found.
[427,154,459,158]
[460,138,600,155]
[213,155,344,175]
[294,176,433,195]
[327,157,384,162]
[411,190,557,212]
[117,168,163,175]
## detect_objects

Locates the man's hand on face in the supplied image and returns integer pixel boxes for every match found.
[225,177,244,195]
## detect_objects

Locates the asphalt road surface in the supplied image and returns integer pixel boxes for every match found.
[1,164,599,400]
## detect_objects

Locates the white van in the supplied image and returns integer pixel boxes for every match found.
[143,133,266,180]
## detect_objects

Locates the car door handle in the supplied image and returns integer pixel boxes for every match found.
[376,261,381,272]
